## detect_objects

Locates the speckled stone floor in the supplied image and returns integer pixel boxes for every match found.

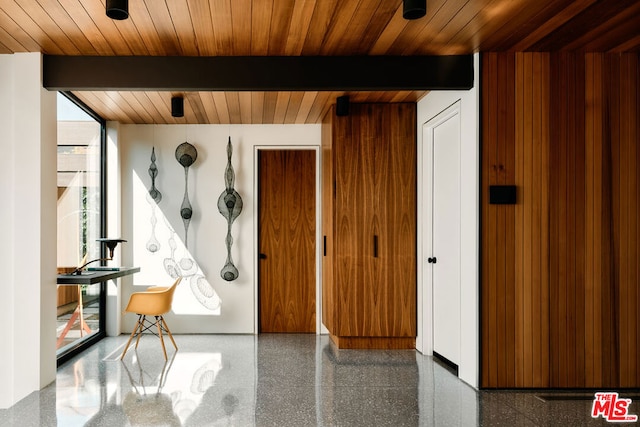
[0,334,635,426]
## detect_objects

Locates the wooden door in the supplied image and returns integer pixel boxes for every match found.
[258,150,316,333]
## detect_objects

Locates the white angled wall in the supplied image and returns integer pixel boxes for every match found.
[0,53,57,409]
[119,124,321,334]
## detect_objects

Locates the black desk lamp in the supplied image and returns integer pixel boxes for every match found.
[71,238,127,275]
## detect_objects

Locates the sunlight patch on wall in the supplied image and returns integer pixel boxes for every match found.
[132,171,221,315]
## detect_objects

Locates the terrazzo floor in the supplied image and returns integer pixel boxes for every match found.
[1,334,636,426]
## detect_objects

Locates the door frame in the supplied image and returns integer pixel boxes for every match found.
[253,145,323,334]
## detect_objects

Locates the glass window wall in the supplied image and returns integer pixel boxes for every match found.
[56,93,105,360]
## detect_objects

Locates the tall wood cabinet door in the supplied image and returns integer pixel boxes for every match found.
[369,104,417,337]
[333,108,374,336]
[385,103,417,337]
[361,104,388,336]
[326,103,416,340]
[321,112,335,332]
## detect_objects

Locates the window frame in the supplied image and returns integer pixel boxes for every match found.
[56,91,108,367]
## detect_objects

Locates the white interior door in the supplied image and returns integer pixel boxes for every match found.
[424,101,461,367]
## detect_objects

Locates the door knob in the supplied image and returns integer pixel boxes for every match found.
[259,253,267,260]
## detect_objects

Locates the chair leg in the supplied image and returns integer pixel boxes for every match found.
[160,316,178,351]
[121,315,143,359]
[156,316,168,360]
[134,315,147,350]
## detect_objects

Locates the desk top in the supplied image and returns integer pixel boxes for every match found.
[57,267,141,285]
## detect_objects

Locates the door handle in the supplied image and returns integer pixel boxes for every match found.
[374,235,378,258]
[259,253,267,260]
[427,257,437,264]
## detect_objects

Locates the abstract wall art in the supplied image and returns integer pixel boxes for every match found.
[175,141,198,273]
[175,142,197,244]
[146,147,162,253]
[218,137,243,281]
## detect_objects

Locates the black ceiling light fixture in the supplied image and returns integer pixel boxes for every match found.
[171,96,184,118]
[403,0,426,20]
[106,0,129,20]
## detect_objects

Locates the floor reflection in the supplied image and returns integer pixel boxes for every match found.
[0,334,622,426]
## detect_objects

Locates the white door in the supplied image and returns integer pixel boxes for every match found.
[424,101,461,367]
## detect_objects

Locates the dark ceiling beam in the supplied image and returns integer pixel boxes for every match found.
[43,55,474,91]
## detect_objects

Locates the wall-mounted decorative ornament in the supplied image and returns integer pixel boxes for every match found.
[175,142,197,247]
[146,147,162,253]
[218,137,243,281]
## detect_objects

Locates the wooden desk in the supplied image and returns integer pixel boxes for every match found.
[56,267,140,348]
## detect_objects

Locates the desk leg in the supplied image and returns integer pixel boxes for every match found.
[56,286,92,349]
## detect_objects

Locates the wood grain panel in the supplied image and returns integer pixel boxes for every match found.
[321,108,335,332]
[385,103,417,337]
[71,90,426,125]
[330,335,415,350]
[531,0,640,52]
[333,105,367,337]
[3,0,639,125]
[482,52,640,389]
[4,0,640,58]
[258,150,316,333]
[584,52,602,387]
[481,52,518,388]
[549,52,586,387]
[357,104,379,336]
[324,102,416,347]
[516,53,550,387]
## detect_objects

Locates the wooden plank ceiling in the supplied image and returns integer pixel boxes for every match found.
[1,0,639,124]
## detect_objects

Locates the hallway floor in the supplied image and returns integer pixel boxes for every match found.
[0,334,633,426]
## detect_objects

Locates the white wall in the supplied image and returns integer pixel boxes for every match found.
[0,53,57,409]
[119,124,321,334]
[0,52,15,411]
[416,53,480,388]
[106,121,124,337]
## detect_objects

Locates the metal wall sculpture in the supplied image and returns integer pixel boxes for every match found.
[218,137,243,281]
[175,142,197,248]
[146,147,162,253]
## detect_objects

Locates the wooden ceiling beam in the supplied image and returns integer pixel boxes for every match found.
[43,55,474,91]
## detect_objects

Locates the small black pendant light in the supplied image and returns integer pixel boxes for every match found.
[403,0,426,20]
[171,96,184,118]
[106,0,129,20]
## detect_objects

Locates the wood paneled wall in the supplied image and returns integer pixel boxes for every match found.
[481,52,640,388]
